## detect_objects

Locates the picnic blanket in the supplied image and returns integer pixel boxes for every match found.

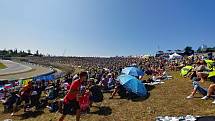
[156,115,215,121]
[156,115,197,121]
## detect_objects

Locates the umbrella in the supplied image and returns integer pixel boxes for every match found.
[205,60,215,70]
[180,66,193,76]
[208,71,215,78]
[117,75,147,97]
[122,67,144,77]
[205,60,215,64]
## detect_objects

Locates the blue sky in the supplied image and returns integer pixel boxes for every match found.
[0,0,215,56]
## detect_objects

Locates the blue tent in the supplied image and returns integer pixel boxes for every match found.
[122,67,144,77]
[33,74,55,81]
[117,74,147,97]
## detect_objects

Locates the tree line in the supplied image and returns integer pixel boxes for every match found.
[0,49,43,57]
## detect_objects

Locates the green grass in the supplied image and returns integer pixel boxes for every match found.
[0,71,215,121]
[0,62,6,69]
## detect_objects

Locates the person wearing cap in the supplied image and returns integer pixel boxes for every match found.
[59,71,88,121]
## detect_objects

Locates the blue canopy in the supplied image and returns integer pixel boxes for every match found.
[122,67,144,77]
[117,74,147,97]
[33,74,55,81]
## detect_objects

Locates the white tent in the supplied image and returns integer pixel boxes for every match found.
[169,53,182,59]
[141,55,152,59]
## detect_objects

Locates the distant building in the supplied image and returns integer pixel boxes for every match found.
[156,50,185,57]
[155,51,164,57]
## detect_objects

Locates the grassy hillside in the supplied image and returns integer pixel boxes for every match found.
[0,71,215,121]
[0,62,6,69]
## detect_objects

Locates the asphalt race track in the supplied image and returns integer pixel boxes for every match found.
[0,60,54,80]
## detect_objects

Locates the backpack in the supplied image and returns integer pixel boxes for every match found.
[90,85,103,102]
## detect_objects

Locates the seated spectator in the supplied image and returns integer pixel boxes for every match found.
[2,91,19,112]
[196,60,211,82]
[156,70,173,80]
[47,100,59,113]
[99,74,109,91]
[88,79,103,103]
[109,80,127,99]
[107,74,115,90]
[46,85,58,100]
[186,77,208,99]
[201,84,215,104]
[30,85,40,109]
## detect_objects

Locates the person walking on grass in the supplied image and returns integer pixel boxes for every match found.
[59,72,88,121]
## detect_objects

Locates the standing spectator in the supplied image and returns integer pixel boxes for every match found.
[59,72,88,121]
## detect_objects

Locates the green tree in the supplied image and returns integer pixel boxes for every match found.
[27,49,32,55]
[34,50,39,56]
[184,46,194,56]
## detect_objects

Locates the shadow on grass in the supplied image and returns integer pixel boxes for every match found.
[193,96,204,98]
[2,105,24,114]
[90,106,112,116]
[131,92,150,102]
[145,85,155,91]
[109,90,151,102]
[18,111,44,120]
